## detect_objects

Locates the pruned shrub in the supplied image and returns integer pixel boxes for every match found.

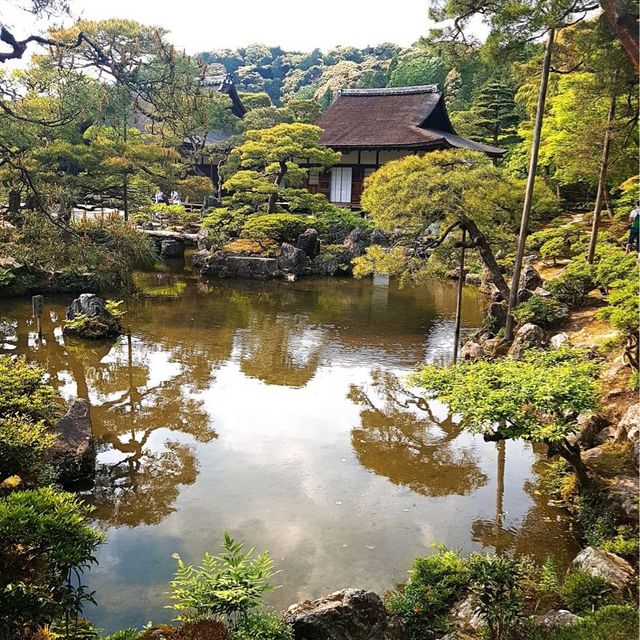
[241,213,311,243]
[547,260,595,308]
[512,296,569,328]
[560,571,612,615]
[314,208,372,243]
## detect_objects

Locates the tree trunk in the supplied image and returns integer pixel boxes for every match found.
[548,437,590,488]
[452,228,466,364]
[599,0,639,71]
[123,173,129,222]
[505,28,555,341]
[587,90,617,264]
[267,160,287,214]
[461,215,511,301]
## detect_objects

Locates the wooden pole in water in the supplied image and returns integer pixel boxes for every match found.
[32,294,44,339]
[505,28,555,341]
[452,228,466,364]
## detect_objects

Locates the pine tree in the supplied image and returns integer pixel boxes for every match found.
[469,81,521,147]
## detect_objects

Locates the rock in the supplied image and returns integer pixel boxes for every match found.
[465,272,482,286]
[484,301,508,334]
[50,398,95,486]
[517,288,535,303]
[370,229,388,247]
[520,263,543,291]
[159,239,185,260]
[344,228,369,258]
[604,476,639,524]
[196,227,212,250]
[508,323,544,359]
[193,251,280,279]
[278,243,308,275]
[606,388,624,400]
[534,287,552,298]
[582,446,612,475]
[616,403,640,442]
[533,610,582,629]
[296,228,321,258]
[0,475,22,495]
[550,333,570,349]
[594,426,617,446]
[461,341,483,362]
[481,337,508,358]
[64,293,121,339]
[284,589,404,640]
[570,413,610,449]
[571,547,635,592]
[310,246,354,276]
[453,594,483,632]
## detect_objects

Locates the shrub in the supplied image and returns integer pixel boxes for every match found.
[0,355,59,423]
[102,631,139,640]
[547,260,595,307]
[385,547,469,639]
[600,527,640,560]
[169,532,276,624]
[230,611,292,640]
[137,204,199,227]
[512,296,569,328]
[468,554,525,640]
[202,208,250,239]
[528,604,638,640]
[0,488,104,638]
[560,571,612,615]
[527,223,587,263]
[0,415,57,483]
[593,247,638,291]
[314,208,372,242]
[240,213,311,243]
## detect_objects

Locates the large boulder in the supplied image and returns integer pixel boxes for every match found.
[508,323,544,359]
[571,547,635,592]
[278,243,308,275]
[193,251,280,279]
[550,333,570,349]
[284,589,404,640]
[344,228,369,258]
[615,403,640,442]
[49,398,95,486]
[532,610,582,629]
[520,263,543,291]
[460,341,484,362]
[159,238,185,260]
[604,475,639,524]
[484,301,508,334]
[452,594,483,633]
[370,229,388,247]
[64,293,121,339]
[310,245,354,276]
[296,228,321,258]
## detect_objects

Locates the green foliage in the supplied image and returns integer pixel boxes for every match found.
[538,557,561,594]
[528,605,638,640]
[105,299,126,319]
[101,631,138,640]
[468,554,525,640]
[597,277,639,336]
[0,415,57,484]
[0,487,104,637]
[465,80,521,146]
[313,208,372,242]
[547,260,595,307]
[527,223,587,263]
[411,348,599,444]
[240,213,311,243]
[169,532,276,623]
[560,571,612,615]
[512,296,568,328]
[600,527,640,560]
[385,547,470,639]
[135,204,200,227]
[0,355,59,423]
[230,611,292,640]
[202,208,249,240]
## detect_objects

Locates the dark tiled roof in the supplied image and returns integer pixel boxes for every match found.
[317,85,504,156]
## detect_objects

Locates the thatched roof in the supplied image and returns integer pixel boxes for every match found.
[317,85,504,157]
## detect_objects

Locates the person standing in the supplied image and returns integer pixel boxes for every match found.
[154,189,165,204]
[170,189,181,205]
[627,204,640,252]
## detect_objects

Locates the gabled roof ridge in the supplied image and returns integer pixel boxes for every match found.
[338,85,440,97]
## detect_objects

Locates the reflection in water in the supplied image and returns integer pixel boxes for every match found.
[349,370,487,496]
[0,275,579,632]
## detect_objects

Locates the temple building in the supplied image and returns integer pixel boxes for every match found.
[308,85,504,208]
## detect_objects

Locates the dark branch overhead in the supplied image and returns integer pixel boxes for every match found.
[317,85,505,157]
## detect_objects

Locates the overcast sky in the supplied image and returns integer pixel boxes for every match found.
[6,0,436,54]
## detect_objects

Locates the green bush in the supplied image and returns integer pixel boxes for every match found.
[385,547,469,639]
[0,487,104,637]
[547,260,595,307]
[102,631,138,640]
[529,605,638,640]
[468,554,525,640]
[0,415,57,483]
[314,208,372,242]
[527,223,587,263]
[169,532,276,624]
[512,296,569,328]
[202,207,249,239]
[560,571,612,615]
[241,213,312,243]
[231,611,292,640]
[0,355,59,423]
[136,203,199,227]
[593,247,638,291]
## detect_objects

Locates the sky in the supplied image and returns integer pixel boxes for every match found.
[5,0,437,54]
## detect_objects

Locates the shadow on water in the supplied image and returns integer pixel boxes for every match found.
[0,273,579,632]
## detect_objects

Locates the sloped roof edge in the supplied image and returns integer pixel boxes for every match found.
[338,85,440,97]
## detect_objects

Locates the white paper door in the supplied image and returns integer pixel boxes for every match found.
[330,167,352,204]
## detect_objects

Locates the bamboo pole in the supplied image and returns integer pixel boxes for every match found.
[505,28,555,341]
[452,228,467,364]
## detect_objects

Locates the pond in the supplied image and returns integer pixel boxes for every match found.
[0,272,578,633]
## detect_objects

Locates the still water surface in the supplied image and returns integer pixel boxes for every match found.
[0,273,578,632]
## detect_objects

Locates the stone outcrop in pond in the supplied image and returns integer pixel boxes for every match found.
[192,250,281,279]
[50,398,95,486]
[143,229,197,260]
[64,293,122,339]
[284,589,404,640]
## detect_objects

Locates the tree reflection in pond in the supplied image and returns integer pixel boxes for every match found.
[349,370,487,496]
